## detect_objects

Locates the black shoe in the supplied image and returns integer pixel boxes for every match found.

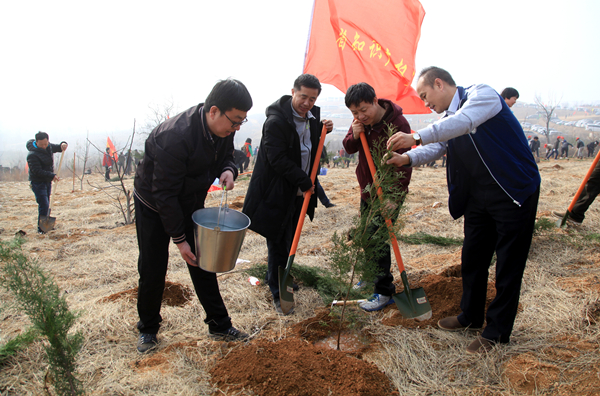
[137,333,158,353]
[325,203,336,208]
[209,326,249,341]
[293,283,299,291]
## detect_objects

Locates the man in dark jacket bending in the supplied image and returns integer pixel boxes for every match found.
[133,79,252,353]
[26,131,68,234]
[242,74,333,314]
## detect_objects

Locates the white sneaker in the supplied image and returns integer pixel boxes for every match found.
[359,294,394,311]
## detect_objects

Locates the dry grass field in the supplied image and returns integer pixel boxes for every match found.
[1,156,599,395]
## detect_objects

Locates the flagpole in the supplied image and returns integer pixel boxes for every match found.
[302,0,318,73]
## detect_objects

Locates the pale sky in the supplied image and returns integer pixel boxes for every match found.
[1,0,599,160]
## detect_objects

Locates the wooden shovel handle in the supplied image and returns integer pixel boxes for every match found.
[358,132,406,273]
[288,125,328,257]
[48,149,66,213]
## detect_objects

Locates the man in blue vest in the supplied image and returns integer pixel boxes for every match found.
[386,67,540,354]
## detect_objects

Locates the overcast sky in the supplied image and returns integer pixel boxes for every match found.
[1,0,599,158]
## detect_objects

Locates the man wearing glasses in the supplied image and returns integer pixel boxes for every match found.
[243,74,333,314]
[134,79,253,353]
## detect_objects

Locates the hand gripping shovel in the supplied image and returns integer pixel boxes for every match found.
[359,132,432,321]
[557,149,600,227]
[39,149,66,233]
[278,125,328,314]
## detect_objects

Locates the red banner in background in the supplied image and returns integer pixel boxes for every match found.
[303,0,429,114]
[106,137,118,162]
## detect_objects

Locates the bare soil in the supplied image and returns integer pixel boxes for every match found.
[1,158,600,395]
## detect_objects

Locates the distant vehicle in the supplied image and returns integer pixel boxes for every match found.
[521,122,532,128]
[526,114,540,120]
[576,119,595,128]
[564,121,576,126]
[586,124,600,132]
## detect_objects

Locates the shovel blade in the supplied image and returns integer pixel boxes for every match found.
[278,264,295,315]
[392,287,432,322]
[38,216,56,233]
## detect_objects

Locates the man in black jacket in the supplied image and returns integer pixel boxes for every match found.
[242,74,333,314]
[133,79,253,353]
[26,131,68,234]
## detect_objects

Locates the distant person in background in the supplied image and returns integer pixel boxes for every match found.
[547,136,561,160]
[233,148,246,175]
[26,131,68,234]
[553,160,600,224]
[501,87,519,108]
[529,136,540,161]
[575,138,585,159]
[103,147,112,181]
[242,138,253,171]
[560,138,573,158]
[587,140,599,158]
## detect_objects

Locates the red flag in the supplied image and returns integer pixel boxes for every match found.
[303,0,429,114]
[106,137,118,162]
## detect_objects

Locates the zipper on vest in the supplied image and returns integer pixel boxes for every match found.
[468,134,521,207]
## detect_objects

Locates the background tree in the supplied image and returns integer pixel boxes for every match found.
[141,97,178,137]
[535,94,562,144]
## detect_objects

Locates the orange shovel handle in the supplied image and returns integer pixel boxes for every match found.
[567,149,600,212]
[358,132,406,273]
[288,125,328,257]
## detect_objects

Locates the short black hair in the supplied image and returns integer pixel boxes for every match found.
[293,74,322,94]
[204,78,253,114]
[418,66,456,88]
[345,82,377,108]
[245,138,252,143]
[35,131,49,141]
[501,87,519,99]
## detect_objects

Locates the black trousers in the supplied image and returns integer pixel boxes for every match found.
[266,196,304,299]
[360,199,396,296]
[315,179,331,206]
[457,183,540,343]
[135,195,231,334]
[570,160,600,222]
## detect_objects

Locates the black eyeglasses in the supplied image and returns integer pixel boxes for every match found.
[224,113,248,128]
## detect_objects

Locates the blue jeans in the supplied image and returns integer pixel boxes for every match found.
[31,181,52,231]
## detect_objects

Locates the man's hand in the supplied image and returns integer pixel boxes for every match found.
[61,143,68,151]
[177,241,198,267]
[53,175,60,182]
[385,152,411,168]
[322,119,334,132]
[303,185,315,197]
[387,132,417,151]
[351,119,365,140]
[220,170,235,191]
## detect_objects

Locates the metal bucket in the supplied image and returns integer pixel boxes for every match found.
[192,207,251,273]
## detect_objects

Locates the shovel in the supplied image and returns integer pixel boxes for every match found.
[358,132,432,321]
[557,149,600,227]
[39,149,66,233]
[278,125,328,314]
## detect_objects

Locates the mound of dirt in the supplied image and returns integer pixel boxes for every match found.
[99,281,193,307]
[209,337,398,396]
[382,272,495,328]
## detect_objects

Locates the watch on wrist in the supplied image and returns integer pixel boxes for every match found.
[413,132,421,146]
